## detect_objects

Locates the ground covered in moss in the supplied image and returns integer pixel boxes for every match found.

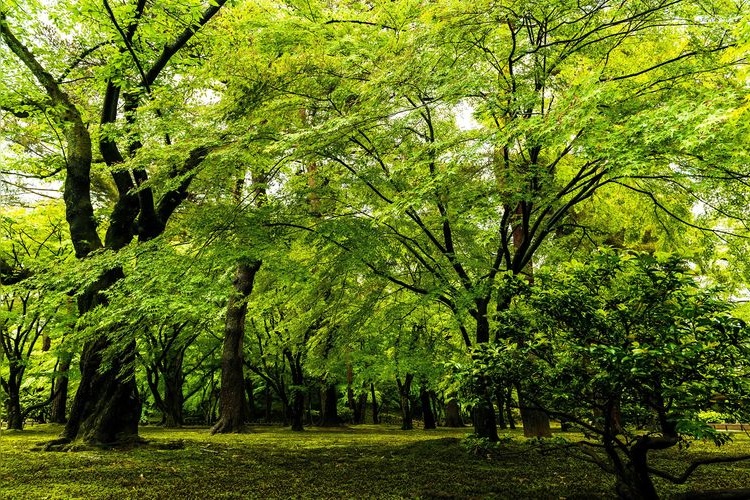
[0,424,749,499]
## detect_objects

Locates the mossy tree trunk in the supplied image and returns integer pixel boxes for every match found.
[1,378,22,430]
[1,1,226,447]
[212,260,261,434]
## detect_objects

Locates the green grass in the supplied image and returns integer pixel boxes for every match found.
[0,424,749,499]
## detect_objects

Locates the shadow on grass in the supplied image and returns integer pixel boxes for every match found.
[2,424,748,499]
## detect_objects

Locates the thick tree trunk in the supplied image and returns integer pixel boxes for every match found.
[444,399,464,427]
[63,336,141,444]
[472,395,499,441]
[62,268,142,445]
[212,261,261,434]
[370,383,379,424]
[50,354,72,424]
[5,385,22,430]
[420,384,436,430]
[517,387,551,438]
[396,374,414,431]
[319,383,340,426]
[162,363,184,428]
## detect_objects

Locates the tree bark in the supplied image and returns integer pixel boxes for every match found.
[319,383,340,426]
[517,388,551,438]
[472,394,499,441]
[63,334,141,444]
[284,349,305,432]
[244,377,255,422]
[444,399,463,427]
[211,261,261,434]
[496,388,507,430]
[50,353,72,424]
[62,268,142,445]
[162,349,185,428]
[370,383,379,424]
[4,384,22,430]
[396,374,414,431]
[420,384,436,430]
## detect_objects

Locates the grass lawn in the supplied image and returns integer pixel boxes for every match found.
[0,424,749,499]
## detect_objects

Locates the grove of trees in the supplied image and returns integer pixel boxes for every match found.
[1,0,750,498]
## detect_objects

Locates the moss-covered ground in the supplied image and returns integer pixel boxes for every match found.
[1,424,749,499]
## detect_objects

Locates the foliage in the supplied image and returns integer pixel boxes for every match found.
[463,249,750,496]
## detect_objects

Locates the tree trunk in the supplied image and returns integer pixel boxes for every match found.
[244,377,255,423]
[370,383,379,424]
[286,350,305,432]
[4,384,22,430]
[614,436,673,500]
[505,387,516,430]
[420,384,436,430]
[57,266,142,446]
[396,374,414,431]
[319,383,340,426]
[50,353,72,424]
[354,392,367,425]
[444,399,463,427]
[472,395,499,441]
[211,260,261,434]
[63,335,141,444]
[264,386,272,422]
[162,350,185,428]
[290,388,305,431]
[496,388,507,430]
[517,387,551,438]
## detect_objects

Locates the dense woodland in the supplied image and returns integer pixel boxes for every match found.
[2,0,750,498]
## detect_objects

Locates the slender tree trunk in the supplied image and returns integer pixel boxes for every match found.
[162,350,185,428]
[211,261,261,434]
[505,387,516,430]
[354,392,367,425]
[50,353,72,424]
[496,387,507,430]
[370,383,379,424]
[444,399,463,427]
[319,383,340,426]
[471,313,499,440]
[286,351,305,432]
[420,383,436,430]
[244,377,255,422]
[396,374,414,431]
[264,386,272,422]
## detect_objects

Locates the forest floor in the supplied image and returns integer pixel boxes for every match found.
[0,424,749,499]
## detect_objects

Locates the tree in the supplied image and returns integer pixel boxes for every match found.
[0,204,71,429]
[0,0,229,445]
[486,250,750,499]
[219,0,748,439]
